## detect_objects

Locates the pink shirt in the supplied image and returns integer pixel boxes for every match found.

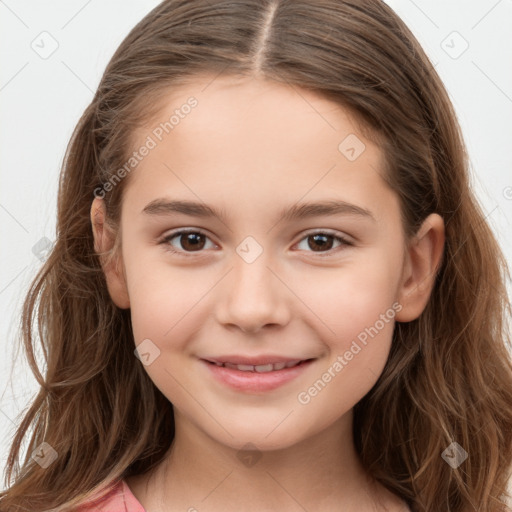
[77,478,415,511]
[78,479,145,512]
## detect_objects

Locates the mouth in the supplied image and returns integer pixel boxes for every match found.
[204,359,314,372]
[200,357,317,393]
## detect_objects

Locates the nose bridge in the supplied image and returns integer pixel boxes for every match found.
[215,236,290,331]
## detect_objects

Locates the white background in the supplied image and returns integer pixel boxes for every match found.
[1,0,511,496]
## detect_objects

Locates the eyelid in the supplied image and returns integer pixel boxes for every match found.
[298,228,354,244]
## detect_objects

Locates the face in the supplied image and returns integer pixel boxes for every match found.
[100,74,427,451]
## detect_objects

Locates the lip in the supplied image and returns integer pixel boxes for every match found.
[200,357,316,393]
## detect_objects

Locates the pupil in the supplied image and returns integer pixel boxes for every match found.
[182,233,204,251]
[309,234,333,252]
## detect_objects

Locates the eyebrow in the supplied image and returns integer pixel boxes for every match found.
[142,198,376,223]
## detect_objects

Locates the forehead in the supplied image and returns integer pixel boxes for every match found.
[136,73,376,149]
[123,74,395,222]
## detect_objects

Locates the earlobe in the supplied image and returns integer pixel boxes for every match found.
[90,198,131,309]
[395,213,445,322]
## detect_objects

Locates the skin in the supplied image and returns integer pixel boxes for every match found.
[91,74,444,511]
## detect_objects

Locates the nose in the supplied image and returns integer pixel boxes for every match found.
[214,251,291,334]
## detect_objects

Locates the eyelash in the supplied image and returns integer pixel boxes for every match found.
[159,228,353,258]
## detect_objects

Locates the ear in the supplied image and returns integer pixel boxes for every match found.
[90,197,130,309]
[395,213,445,322]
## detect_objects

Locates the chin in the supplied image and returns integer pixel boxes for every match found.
[203,419,309,453]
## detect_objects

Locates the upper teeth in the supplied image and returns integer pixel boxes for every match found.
[214,360,302,372]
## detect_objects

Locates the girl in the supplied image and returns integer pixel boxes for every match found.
[1,0,512,511]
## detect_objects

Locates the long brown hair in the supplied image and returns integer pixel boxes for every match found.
[2,1,511,510]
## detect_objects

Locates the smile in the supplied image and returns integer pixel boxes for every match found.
[201,358,316,393]
[208,360,305,372]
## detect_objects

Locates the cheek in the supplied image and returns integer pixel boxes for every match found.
[127,271,203,342]
[293,261,400,420]
[125,261,214,404]
[296,254,400,343]
[123,245,218,353]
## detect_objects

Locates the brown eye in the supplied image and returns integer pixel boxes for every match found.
[307,234,335,252]
[160,229,352,257]
[296,231,352,256]
[179,232,206,251]
[162,230,215,253]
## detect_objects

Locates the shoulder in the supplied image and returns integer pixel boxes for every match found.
[77,479,146,512]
